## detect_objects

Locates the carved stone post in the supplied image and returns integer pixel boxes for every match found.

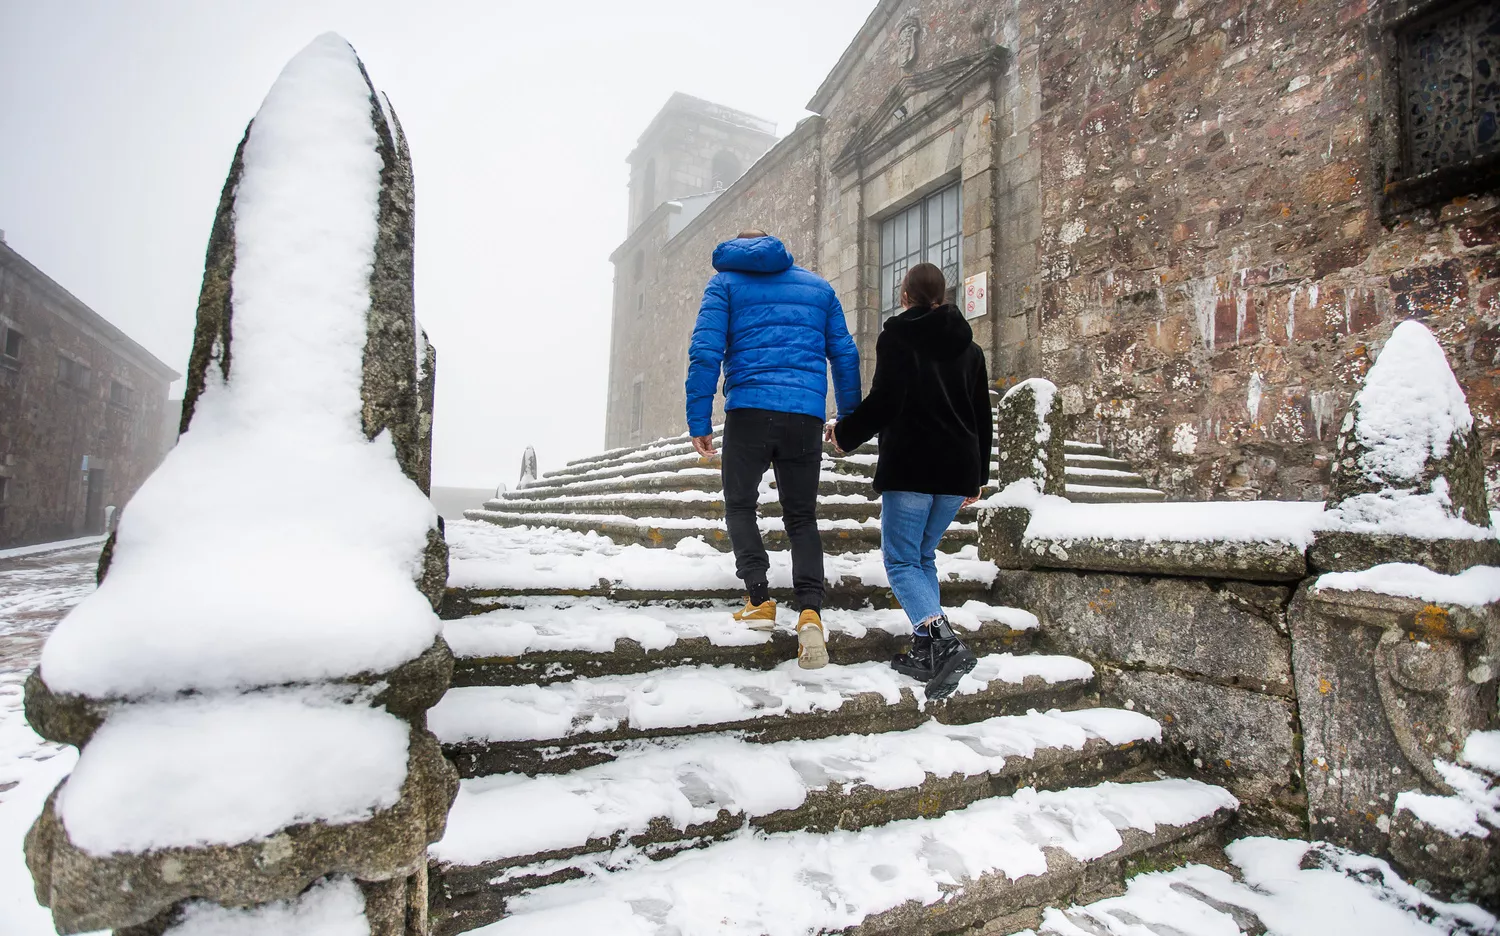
[22,34,455,935]
[993,377,1065,497]
[1291,321,1500,882]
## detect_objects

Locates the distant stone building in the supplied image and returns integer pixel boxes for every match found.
[604,0,1500,502]
[0,238,179,547]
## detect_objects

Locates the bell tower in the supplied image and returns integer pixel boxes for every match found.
[625,93,778,234]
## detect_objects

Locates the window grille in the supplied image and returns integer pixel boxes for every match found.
[1398,1,1500,177]
[879,182,961,320]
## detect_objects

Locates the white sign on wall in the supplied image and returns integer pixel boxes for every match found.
[963,271,988,320]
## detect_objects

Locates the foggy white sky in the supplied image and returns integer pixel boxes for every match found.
[0,0,874,488]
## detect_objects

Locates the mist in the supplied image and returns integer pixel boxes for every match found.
[0,0,875,489]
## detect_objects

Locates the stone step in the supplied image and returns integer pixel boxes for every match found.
[1063,439,1108,454]
[1063,453,1136,472]
[431,652,1099,778]
[1064,484,1168,504]
[1063,466,1152,488]
[552,436,878,481]
[458,511,978,554]
[443,600,1038,686]
[474,494,881,522]
[494,470,876,502]
[431,775,1236,936]
[427,709,1167,935]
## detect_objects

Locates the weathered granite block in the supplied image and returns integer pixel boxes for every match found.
[1102,669,1302,837]
[995,378,1064,495]
[994,570,1294,694]
[1017,535,1307,582]
[1289,583,1499,857]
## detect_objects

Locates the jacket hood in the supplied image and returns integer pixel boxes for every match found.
[713,235,795,274]
[885,303,973,359]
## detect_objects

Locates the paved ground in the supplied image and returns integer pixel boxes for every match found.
[0,544,101,689]
[0,542,100,934]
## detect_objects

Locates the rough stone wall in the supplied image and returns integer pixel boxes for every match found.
[0,243,174,548]
[605,125,823,448]
[1031,0,1500,502]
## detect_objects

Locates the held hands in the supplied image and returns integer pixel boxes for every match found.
[961,496,980,509]
[824,420,845,456]
[692,435,717,459]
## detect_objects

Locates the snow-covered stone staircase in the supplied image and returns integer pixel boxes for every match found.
[430,506,1241,933]
[463,427,1162,552]
[1062,440,1165,504]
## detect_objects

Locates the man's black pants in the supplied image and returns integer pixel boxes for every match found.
[721,407,825,612]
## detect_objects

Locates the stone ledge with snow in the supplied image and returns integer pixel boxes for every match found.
[977,480,1319,581]
[20,34,457,936]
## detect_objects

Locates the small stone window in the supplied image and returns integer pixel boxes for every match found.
[0,476,8,504]
[630,377,645,441]
[1386,0,1500,212]
[110,380,133,409]
[711,151,742,189]
[57,354,90,390]
[2,327,20,362]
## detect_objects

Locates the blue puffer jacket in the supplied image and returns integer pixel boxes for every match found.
[685,236,862,438]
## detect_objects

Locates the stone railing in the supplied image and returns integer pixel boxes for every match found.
[983,321,1500,908]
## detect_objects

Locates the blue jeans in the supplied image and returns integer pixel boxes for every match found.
[881,491,965,629]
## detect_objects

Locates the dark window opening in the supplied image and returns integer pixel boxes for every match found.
[1387,0,1500,213]
[110,380,134,409]
[0,476,8,504]
[57,355,91,390]
[2,328,20,361]
[711,151,742,189]
[879,182,962,320]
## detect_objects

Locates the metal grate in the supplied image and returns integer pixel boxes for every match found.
[879,182,961,320]
[1400,1,1500,177]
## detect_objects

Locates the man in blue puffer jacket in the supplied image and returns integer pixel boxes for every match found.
[686,230,861,670]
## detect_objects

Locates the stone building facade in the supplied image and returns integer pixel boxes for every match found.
[0,238,178,547]
[604,0,1500,502]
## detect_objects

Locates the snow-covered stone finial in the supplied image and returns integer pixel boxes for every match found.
[23,34,456,935]
[1315,320,1497,572]
[519,445,539,488]
[994,378,1065,496]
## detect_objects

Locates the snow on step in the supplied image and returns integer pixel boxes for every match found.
[430,654,1095,745]
[56,690,409,855]
[1062,466,1145,481]
[445,600,1036,660]
[162,876,370,936]
[446,520,998,592]
[1026,836,1496,936]
[1064,440,1107,453]
[433,708,1161,867]
[467,779,1237,936]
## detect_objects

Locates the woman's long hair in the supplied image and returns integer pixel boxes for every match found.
[901,262,946,309]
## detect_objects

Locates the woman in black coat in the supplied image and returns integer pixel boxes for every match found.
[831,262,993,700]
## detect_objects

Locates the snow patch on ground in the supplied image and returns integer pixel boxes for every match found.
[1315,563,1500,608]
[39,35,441,701]
[58,689,410,855]
[0,536,109,561]
[164,875,370,936]
[1027,836,1494,936]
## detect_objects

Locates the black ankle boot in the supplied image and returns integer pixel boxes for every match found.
[890,633,934,680]
[924,616,977,701]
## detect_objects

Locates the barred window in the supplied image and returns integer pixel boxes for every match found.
[1398,1,1500,178]
[879,182,961,321]
[57,355,90,389]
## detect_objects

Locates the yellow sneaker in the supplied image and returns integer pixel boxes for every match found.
[796,610,828,670]
[733,597,777,631]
